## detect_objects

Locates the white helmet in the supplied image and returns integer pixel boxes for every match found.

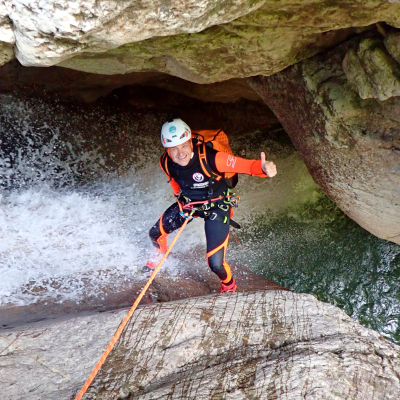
[161,118,191,148]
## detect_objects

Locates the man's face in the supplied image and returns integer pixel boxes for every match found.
[168,141,192,166]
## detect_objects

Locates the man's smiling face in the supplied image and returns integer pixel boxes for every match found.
[168,141,193,166]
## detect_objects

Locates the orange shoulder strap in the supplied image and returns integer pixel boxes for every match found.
[197,142,222,181]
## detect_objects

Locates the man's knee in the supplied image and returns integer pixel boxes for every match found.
[149,223,159,240]
[149,220,167,252]
[207,250,227,280]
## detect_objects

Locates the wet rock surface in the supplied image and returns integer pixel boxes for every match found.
[0,60,262,104]
[1,290,400,400]
[0,264,286,329]
[3,1,400,82]
[249,32,400,245]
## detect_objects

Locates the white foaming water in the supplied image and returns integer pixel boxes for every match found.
[0,170,207,306]
[0,95,205,306]
[1,184,131,305]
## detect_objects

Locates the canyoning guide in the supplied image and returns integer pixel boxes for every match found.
[146,118,277,293]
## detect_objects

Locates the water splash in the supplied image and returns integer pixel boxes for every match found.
[0,94,175,306]
[0,96,110,190]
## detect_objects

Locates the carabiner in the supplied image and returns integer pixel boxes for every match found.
[179,209,195,221]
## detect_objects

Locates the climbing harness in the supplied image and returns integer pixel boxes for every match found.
[181,191,240,211]
[179,190,241,228]
[73,211,194,400]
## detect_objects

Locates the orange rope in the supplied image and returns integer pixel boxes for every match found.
[231,232,245,251]
[74,217,190,400]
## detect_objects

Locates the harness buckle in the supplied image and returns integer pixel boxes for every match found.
[218,204,229,212]
[201,202,213,211]
[209,212,218,221]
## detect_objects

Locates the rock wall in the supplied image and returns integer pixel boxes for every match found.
[1,291,400,400]
[3,1,400,83]
[0,60,264,103]
[249,32,400,245]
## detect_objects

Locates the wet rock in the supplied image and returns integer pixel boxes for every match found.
[1,291,399,400]
[0,42,13,65]
[343,37,400,100]
[0,1,14,44]
[2,1,400,82]
[5,0,264,67]
[0,262,285,329]
[385,30,400,64]
[0,59,267,104]
[249,33,400,245]
[0,1,14,65]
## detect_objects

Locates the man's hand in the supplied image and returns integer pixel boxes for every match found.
[261,152,277,177]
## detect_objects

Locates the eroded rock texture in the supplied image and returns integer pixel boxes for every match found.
[2,291,399,400]
[2,1,400,82]
[0,60,264,103]
[249,32,400,245]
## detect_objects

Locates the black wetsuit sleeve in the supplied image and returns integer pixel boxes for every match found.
[206,146,219,173]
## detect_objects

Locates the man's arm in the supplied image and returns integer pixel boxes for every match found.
[159,157,181,195]
[214,152,277,177]
[169,178,181,196]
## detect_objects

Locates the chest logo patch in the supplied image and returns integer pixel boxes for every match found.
[193,172,204,182]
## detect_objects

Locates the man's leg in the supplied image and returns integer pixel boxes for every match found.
[146,203,188,271]
[204,207,237,292]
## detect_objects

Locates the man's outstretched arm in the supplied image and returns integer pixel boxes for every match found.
[214,152,277,178]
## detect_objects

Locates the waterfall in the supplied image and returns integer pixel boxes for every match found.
[0,95,203,307]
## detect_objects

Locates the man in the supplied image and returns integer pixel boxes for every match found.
[147,118,277,293]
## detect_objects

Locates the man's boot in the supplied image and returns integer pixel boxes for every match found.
[220,278,237,293]
[142,253,162,274]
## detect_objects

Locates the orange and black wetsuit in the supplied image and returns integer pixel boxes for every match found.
[149,140,267,286]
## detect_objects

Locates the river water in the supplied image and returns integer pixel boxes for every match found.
[1,95,399,344]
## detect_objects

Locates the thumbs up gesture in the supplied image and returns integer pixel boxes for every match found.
[261,152,277,177]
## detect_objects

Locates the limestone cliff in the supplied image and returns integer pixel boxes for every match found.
[2,1,400,83]
[249,32,400,244]
[2,291,400,400]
